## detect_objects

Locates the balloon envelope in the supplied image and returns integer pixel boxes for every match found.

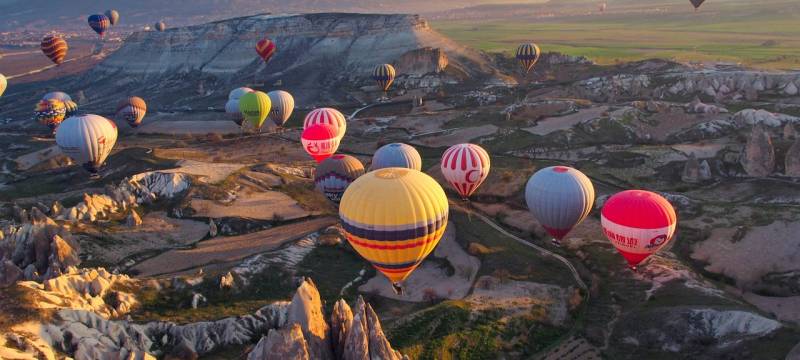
[238,91,271,129]
[56,114,118,174]
[88,15,110,36]
[41,35,68,65]
[267,90,294,127]
[372,143,422,171]
[339,167,449,285]
[525,166,595,241]
[155,21,166,31]
[0,74,6,97]
[601,190,677,268]
[441,143,490,199]
[516,43,541,75]
[304,108,347,140]
[105,10,119,26]
[63,100,79,117]
[116,96,147,128]
[372,64,396,92]
[43,92,72,102]
[256,37,276,63]
[228,87,254,101]
[690,0,705,9]
[301,124,340,163]
[35,99,67,132]
[225,99,245,126]
[314,154,365,203]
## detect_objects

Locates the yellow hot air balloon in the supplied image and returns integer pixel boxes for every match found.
[339,168,449,293]
[238,91,271,129]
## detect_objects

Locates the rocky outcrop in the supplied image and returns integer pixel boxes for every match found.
[785,123,797,140]
[330,299,353,360]
[0,210,80,283]
[786,138,800,178]
[394,47,448,76]
[287,278,333,360]
[733,109,800,128]
[125,210,143,227]
[0,259,23,287]
[741,125,775,177]
[248,324,310,360]
[686,97,728,115]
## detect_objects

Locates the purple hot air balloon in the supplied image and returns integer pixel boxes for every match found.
[88,14,110,37]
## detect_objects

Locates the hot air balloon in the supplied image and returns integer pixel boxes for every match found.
[525,166,595,245]
[155,21,166,32]
[116,96,147,128]
[371,143,422,171]
[441,143,490,200]
[599,2,607,13]
[601,190,677,270]
[372,64,396,93]
[43,92,72,102]
[56,114,118,177]
[690,0,705,10]
[41,35,68,65]
[35,99,67,133]
[301,123,340,163]
[238,91,271,130]
[303,108,347,140]
[88,15,110,37]
[314,154,365,203]
[63,100,79,117]
[228,87,254,101]
[340,167,449,293]
[516,43,541,76]
[0,74,6,98]
[267,90,294,127]
[225,99,245,126]
[256,37,276,63]
[105,10,120,26]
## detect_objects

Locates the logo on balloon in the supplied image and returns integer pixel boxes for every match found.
[306,143,320,154]
[646,234,667,249]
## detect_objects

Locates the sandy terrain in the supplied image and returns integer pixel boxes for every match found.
[14,145,63,171]
[410,125,498,148]
[742,292,800,325]
[85,212,209,265]
[359,222,480,302]
[471,202,543,234]
[692,221,800,287]
[542,337,602,360]
[189,189,310,220]
[523,106,608,136]
[389,112,457,134]
[163,159,246,183]
[132,216,337,277]
[671,141,728,159]
[465,275,571,325]
[137,119,243,136]
[155,134,311,165]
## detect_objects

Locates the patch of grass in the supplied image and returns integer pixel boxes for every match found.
[296,246,372,310]
[277,180,337,215]
[0,285,50,332]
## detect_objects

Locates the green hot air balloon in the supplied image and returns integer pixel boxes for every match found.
[238,91,271,130]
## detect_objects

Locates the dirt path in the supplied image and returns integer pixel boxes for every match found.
[132,216,336,277]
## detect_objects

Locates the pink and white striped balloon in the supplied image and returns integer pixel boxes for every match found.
[303,107,347,140]
[440,143,491,199]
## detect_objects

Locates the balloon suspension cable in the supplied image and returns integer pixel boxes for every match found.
[391,282,404,295]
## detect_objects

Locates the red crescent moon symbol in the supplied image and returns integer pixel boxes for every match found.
[307,142,320,154]
[465,169,480,184]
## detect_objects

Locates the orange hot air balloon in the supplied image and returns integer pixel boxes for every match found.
[256,37,276,63]
[301,123,340,163]
[41,35,68,65]
[601,190,677,270]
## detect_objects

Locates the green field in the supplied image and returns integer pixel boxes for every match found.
[432,0,800,69]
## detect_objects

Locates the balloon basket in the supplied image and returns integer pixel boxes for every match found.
[391,282,404,296]
[551,238,562,247]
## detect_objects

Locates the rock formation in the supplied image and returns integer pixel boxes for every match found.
[741,125,775,177]
[125,210,143,227]
[208,219,218,238]
[0,210,80,283]
[785,123,797,140]
[394,47,448,76]
[287,278,334,360]
[786,137,800,177]
[733,109,800,128]
[682,153,701,183]
[248,324,310,360]
[686,97,728,115]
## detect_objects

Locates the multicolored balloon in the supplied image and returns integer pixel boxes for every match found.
[88,15,110,37]
[601,190,677,269]
[116,96,147,128]
[301,123,340,163]
[105,10,120,26]
[256,37,276,63]
[303,108,347,140]
[267,90,294,127]
[516,43,541,76]
[238,91,271,129]
[225,99,245,126]
[339,167,449,292]
[371,143,422,171]
[154,21,166,32]
[41,35,68,65]
[56,114,118,176]
[314,154,365,203]
[63,100,79,117]
[525,166,595,244]
[43,91,72,102]
[0,74,6,98]
[372,64,396,92]
[35,99,67,133]
[441,143,490,199]
[228,87,254,101]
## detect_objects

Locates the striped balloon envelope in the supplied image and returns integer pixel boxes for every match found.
[43,92,72,102]
[525,166,595,243]
[63,100,79,117]
[515,42,541,75]
[239,91,271,129]
[440,143,490,200]
[105,10,120,26]
[371,143,422,171]
[0,74,6,98]
[267,90,294,127]
[303,108,347,140]
[88,14,110,37]
[601,190,677,269]
[256,37,276,63]
[154,21,166,32]
[56,114,118,176]
[372,64,396,92]
[314,154,365,203]
[339,167,449,291]
[228,87,254,101]
[301,123,340,163]
[116,96,147,128]
[34,99,67,132]
[41,35,68,65]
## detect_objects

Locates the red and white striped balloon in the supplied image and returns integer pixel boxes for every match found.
[440,143,491,199]
[601,190,677,269]
[303,108,347,140]
[301,123,340,163]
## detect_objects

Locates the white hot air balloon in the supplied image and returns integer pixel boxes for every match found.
[56,114,118,177]
[267,90,294,127]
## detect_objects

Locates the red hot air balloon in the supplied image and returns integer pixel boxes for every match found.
[301,123,340,163]
[41,35,68,65]
[303,107,347,140]
[256,37,276,63]
[601,190,677,270]
[441,143,491,200]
